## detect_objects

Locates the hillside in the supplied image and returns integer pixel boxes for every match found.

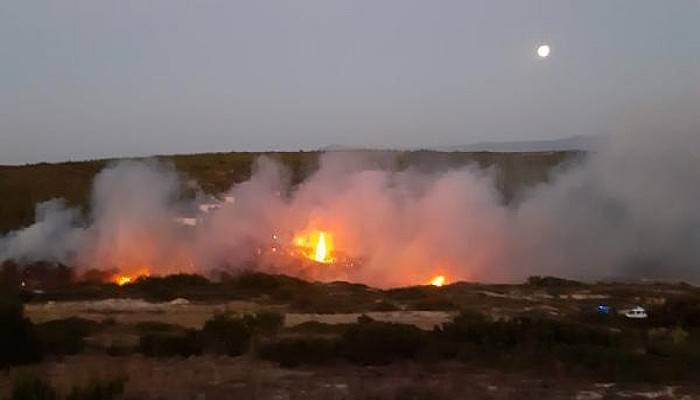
[440,134,605,152]
[0,150,581,234]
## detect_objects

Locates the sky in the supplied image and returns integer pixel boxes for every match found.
[1,1,699,165]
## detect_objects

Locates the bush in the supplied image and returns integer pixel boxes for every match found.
[128,274,211,301]
[136,313,283,358]
[200,314,252,356]
[440,313,615,351]
[258,337,338,367]
[36,318,103,355]
[242,311,284,334]
[410,297,457,311]
[0,296,42,368]
[339,321,427,365]
[66,377,127,400]
[138,330,202,357]
[11,377,57,400]
[134,321,185,334]
[287,321,350,335]
[527,275,584,288]
[222,272,311,301]
[651,297,700,328]
[394,385,445,400]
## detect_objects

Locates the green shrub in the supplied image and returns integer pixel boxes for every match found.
[136,312,282,358]
[222,272,311,301]
[526,275,584,288]
[134,321,185,334]
[410,297,457,311]
[394,385,445,400]
[200,314,252,356]
[128,274,211,301]
[287,321,350,335]
[258,337,338,367]
[652,298,700,328]
[66,377,126,400]
[36,318,103,355]
[339,321,427,365]
[138,330,201,357]
[0,297,42,368]
[242,311,284,334]
[440,313,615,351]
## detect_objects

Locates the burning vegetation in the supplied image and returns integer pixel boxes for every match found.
[429,275,446,287]
[292,230,335,264]
[110,269,151,286]
[2,118,700,288]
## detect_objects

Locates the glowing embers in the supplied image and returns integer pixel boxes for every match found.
[111,268,150,286]
[293,230,335,264]
[429,275,446,287]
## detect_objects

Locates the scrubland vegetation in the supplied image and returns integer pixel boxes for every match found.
[9,375,125,400]
[4,272,700,390]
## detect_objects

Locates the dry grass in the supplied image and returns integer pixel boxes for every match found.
[2,354,697,400]
[25,300,268,329]
[25,299,455,330]
[285,310,456,330]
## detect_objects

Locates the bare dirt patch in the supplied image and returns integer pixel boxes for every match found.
[25,299,267,328]
[285,310,456,330]
[25,299,455,330]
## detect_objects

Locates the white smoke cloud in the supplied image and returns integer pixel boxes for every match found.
[1,105,698,286]
[512,106,700,282]
[0,199,85,263]
[77,160,194,274]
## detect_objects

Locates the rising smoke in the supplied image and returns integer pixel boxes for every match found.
[1,110,699,287]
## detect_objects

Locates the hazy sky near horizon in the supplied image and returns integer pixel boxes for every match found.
[1,1,699,164]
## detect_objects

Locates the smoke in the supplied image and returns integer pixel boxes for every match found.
[0,199,85,263]
[1,108,699,286]
[0,161,195,273]
[77,160,195,274]
[512,105,700,282]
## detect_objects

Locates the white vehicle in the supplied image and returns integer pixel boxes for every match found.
[620,306,647,319]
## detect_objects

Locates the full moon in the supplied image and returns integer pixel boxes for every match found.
[537,44,551,58]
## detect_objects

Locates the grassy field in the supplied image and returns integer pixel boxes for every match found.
[0,150,580,234]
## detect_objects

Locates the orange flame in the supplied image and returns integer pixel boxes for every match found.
[429,275,446,287]
[111,268,151,286]
[314,232,330,263]
[293,230,335,264]
[114,275,133,286]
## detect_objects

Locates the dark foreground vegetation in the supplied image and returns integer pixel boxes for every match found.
[9,376,125,400]
[0,150,579,234]
[258,312,700,383]
[4,277,700,387]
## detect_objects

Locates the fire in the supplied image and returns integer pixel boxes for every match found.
[429,275,446,287]
[114,275,133,286]
[111,268,151,286]
[315,232,329,263]
[293,230,335,264]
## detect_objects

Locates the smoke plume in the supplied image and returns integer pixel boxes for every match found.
[1,109,699,287]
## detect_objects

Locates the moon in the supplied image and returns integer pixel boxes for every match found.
[537,44,551,58]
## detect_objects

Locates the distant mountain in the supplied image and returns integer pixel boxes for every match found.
[440,135,604,152]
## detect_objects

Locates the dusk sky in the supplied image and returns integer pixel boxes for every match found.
[1,1,699,164]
